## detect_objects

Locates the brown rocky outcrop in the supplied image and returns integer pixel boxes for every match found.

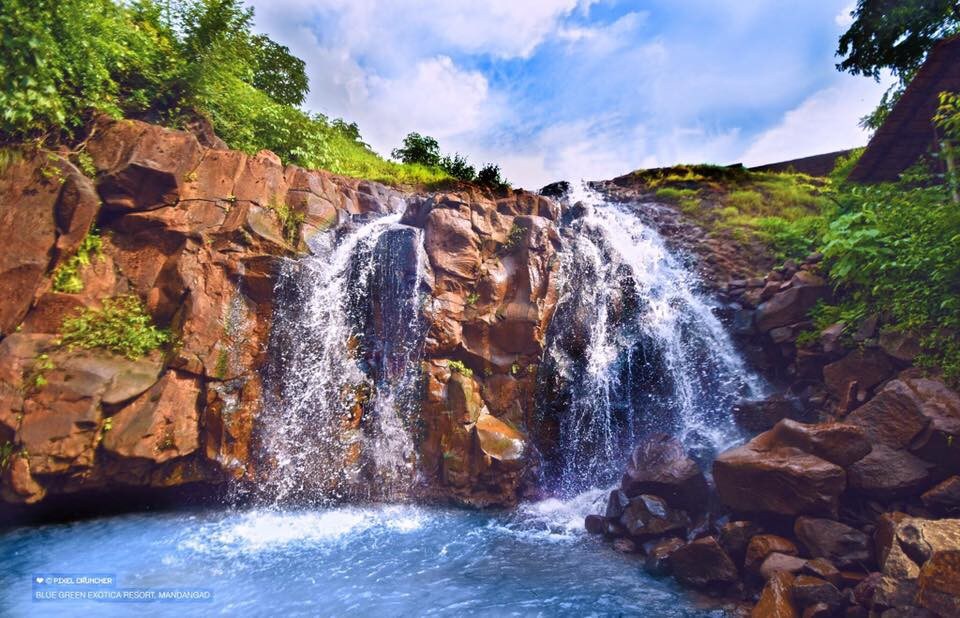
[669,536,740,590]
[620,433,709,512]
[2,117,560,512]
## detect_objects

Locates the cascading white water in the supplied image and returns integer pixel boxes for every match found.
[259,212,429,504]
[541,183,762,493]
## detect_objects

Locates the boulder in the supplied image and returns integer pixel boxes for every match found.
[802,558,843,587]
[745,535,799,573]
[605,489,630,520]
[645,537,685,576]
[794,517,871,568]
[876,515,960,580]
[584,514,606,535]
[719,520,765,564]
[854,573,918,612]
[714,440,846,517]
[620,433,708,512]
[921,476,960,515]
[669,536,740,590]
[845,380,930,449]
[847,445,931,500]
[791,575,843,611]
[619,494,690,539]
[474,413,525,461]
[766,419,872,467]
[755,280,829,333]
[916,550,960,616]
[753,571,800,618]
[823,348,894,401]
[732,396,811,433]
[761,553,809,580]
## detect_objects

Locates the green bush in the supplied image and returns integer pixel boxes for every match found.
[60,295,170,359]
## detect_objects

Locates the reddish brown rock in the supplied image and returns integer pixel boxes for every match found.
[719,520,765,563]
[791,575,843,611]
[585,514,607,534]
[645,537,686,575]
[746,535,800,573]
[845,380,930,449]
[755,281,830,333]
[761,553,809,580]
[794,517,872,568]
[802,558,843,587]
[916,550,960,616]
[854,573,918,611]
[847,445,931,500]
[766,419,872,467]
[732,396,810,433]
[620,433,708,512]
[619,494,690,539]
[714,439,846,517]
[753,571,800,618]
[669,536,740,590]
[823,348,894,401]
[921,476,960,515]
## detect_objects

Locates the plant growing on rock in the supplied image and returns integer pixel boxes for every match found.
[60,295,170,359]
[52,230,102,293]
[448,360,473,378]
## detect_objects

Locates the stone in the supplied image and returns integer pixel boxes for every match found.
[879,331,921,362]
[876,515,960,580]
[854,573,918,611]
[605,489,630,520]
[619,494,690,539]
[732,396,810,433]
[847,445,931,500]
[645,537,685,576]
[714,440,846,517]
[612,538,638,553]
[801,602,833,618]
[916,550,960,616]
[791,575,843,610]
[846,380,930,449]
[474,413,525,461]
[802,558,843,587]
[794,517,872,568]
[746,535,799,573]
[620,433,708,512]
[669,536,740,590]
[875,513,922,579]
[753,571,800,618]
[823,349,894,401]
[719,520,764,563]
[756,283,830,333]
[921,476,960,515]
[585,514,607,535]
[766,419,872,467]
[761,554,809,580]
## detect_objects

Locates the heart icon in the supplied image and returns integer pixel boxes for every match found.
[35,577,44,584]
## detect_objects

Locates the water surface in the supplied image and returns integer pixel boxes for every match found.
[0,491,724,617]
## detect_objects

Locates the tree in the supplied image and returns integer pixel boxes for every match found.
[251,35,308,107]
[837,0,960,129]
[477,163,509,190]
[391,132,441,167]
[440,153,475,182]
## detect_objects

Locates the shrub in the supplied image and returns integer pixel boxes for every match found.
[60,295,170,359]
[477,164,510,190]
[448,360,473,377]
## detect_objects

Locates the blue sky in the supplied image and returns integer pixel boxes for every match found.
[249,1,891,188]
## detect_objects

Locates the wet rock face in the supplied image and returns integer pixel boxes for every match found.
[0,118,412,511]
[403,191,561,507]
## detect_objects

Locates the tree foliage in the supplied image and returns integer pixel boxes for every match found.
[391,133,442,168]
[836,0,960,129]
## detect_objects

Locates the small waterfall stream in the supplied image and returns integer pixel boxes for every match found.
[540,183,762,493]
[258,211,429,504]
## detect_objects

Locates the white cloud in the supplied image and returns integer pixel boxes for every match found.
[739,74,891,167]
[835,4,856,28]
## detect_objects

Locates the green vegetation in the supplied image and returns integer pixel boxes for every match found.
[448,360,473,378]
[391,132,509,189]
[267,201,305,245]
[52,230,102,293]
[465,292,480,307]
[60,295,170,359]
[0,441,15,471]
[0,0,475,188]
[837,1,960,129]
[31,353,55,389]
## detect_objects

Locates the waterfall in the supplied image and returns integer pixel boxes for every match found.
[258,212,429,505]
[540,183,762,493]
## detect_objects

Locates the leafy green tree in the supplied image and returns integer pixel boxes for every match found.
[440,153,476,182]
[477,163,509,190]
[836,0,960,129]
[391,133,442,167]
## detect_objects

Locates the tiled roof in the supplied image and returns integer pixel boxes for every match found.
[849,35,960,184]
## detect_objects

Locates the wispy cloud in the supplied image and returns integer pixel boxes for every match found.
[249,0,887,188]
